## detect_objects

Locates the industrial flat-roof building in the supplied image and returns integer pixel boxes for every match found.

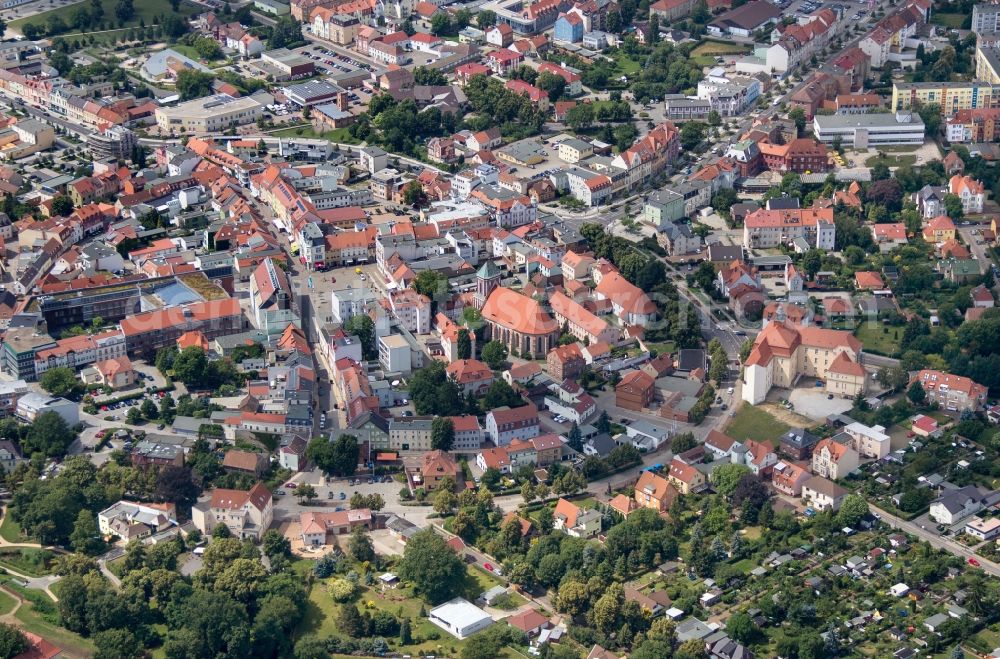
[155,94,269,133]
[429,598,494,639]
[813,112,925,148]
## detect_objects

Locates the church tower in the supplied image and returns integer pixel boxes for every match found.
[474,260,501,309]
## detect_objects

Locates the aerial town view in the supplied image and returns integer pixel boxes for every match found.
[0,0,996,655]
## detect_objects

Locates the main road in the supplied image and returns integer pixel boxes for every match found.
[870,503,1000,578]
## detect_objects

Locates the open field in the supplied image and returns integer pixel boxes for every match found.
[0,548,55,577]
[930,12,966,28]
[1,579,93,657]
[865,153,917,168]
[724,404,790,442]
[272,125,360,144]
[11,0,201,38]
[0,512,24,544]
[854,322,901,357]
[691,40,751,57]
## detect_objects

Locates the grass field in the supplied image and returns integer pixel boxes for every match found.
[724,404,790,443]
[271,125,360,144]
[610,51,642,76]
[854,323,901,357]
[0,588,16,615]
[865,153,917,168]
[0,513,23,544]
[691,40,751,57]
[11,0,201,37]
[930,12,966,28]
[297,563,506,656]
[0,578,94,656]
[0,548,55,577]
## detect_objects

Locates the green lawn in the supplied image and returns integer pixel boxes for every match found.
[724,405,790,443]
[865,153,917,168]
[297,563,509,655]
[0,588,16,615]
[0,579,94,656]
[930,12,966,28]
[691,40,751,57]
[610,52,642,76]
[11,0,201,35]
[0,512,24,544]
[271,125,360,144]
[854,323,901,357]
[170,44,227,68]
[0,548,56,577]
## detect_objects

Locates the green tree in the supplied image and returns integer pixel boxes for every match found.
[93,628,143,659]
[268,16,303,49]
[412,270,446,299]
[402,180,425,207]
[943,193,964,221]
[430,12,452,36]
[567,422,583,452]
[0,623,27,659]
[726,612,756,643]
[172,346,208,384]
[907,380,926,405]
[348,526,376,563]
[537,72,566,102]
[456,328,472,359]
[39,366,83,398]
[70,509,104,556]
[789,107,806,136]
[409,361,464,416]
[481,341,508,369]
[671,432,697,453]
[837,494,869,527]
[25,411,75,457]
[175,69,215,101]
[431,417,455,451]
[126,407,142,425]
[398,530,466,604]
[711,464,751,497]
[482,379,522,409]
[476,9,496,27]
[343,315,376,360]
[50,194,74,217]
[307,434,359,476]
[140,398,158,420]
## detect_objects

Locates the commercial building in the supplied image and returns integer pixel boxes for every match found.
[120,299,247,355]
[260,48,315,78]
[707,1,781,37]
[283,80,345,107]
[15,392,78,426]
[813,112,925,148]
[155,94,268,133]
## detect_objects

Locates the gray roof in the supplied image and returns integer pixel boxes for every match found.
[814,112,925,130]
[676,618,713,642]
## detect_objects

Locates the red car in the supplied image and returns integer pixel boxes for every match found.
[285,482,297,489]
[968,557,981,567]
[483,563,493,572]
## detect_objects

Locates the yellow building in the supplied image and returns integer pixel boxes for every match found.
[976,46,1000,85]
[892,82,999,117]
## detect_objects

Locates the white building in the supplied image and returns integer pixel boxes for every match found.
[154,94,268,133]
[843,422,890,459]
[812,112,925,148]
[15,393,79,426]
[331,287,379,324]
[429,598,494,639]
[379,334,412,374]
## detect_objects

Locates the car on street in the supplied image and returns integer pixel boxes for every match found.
[285,482,298,489]
[968,557,981,567]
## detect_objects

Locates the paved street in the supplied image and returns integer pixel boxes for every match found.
[870,504,1000,579]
